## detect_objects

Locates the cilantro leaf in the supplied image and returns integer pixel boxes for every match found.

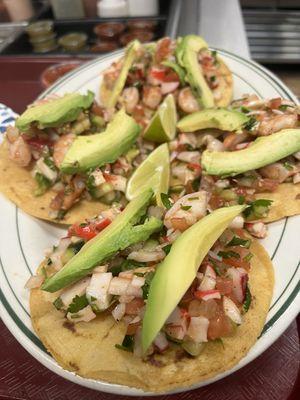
[53,297,63,310]
[34,172,52,196]
[226,236,251,249]
[218,250,240,259]
[67,295,89,314]
[244,199,273,220]
[160,193,172,210]
[243,285,252,312]
[115,335,134,352]
[142,271,155,300]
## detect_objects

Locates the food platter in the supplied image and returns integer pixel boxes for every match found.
[0,48,299,395]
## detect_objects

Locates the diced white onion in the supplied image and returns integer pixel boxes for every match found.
[127,249,165,263]
[223,296,242,325]
[177,151,200,163]
[108,277,130,296]
[112,303,126,321]
[60,277,91,308]
[161,81,179,94]
[67,305,96,323]
[154,331,169,351]
[187,316,209,343]
[229,215,245,229]
[36,158,57,182]
[91,168,105,186]
[86,272,112,311]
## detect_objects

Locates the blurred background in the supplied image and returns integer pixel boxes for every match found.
[0,0,299,109]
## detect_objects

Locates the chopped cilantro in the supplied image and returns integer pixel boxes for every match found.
[188,196,199,201]
[243,252,253,262]
[115,335,134,352]
[243,285,252,312]
[163,244,172,255]
[34,172,51,196]
[244,199,273,220]
[238,195,245,205]
[56,209,67,220]
[241,106,250,114]
[210,75,216,82]
[169,185,184,194]
[209,259,221,276]
[279,104,289,111]
[160,193,172,210]
[226,236,251,249]
[284,161,293,171]
[181,205,191,211]
[53,297,63,310]
[192,177,201,191]
[142,271,155,300]
[67,295,89,314]
[44,157,56,171]
[218,250,240,259]
[244,116,258,131]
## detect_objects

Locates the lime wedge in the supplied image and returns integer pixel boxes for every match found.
[126,143,170,206]
[143,94,177,143]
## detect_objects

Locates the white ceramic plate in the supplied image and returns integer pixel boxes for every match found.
[0,49,299,396]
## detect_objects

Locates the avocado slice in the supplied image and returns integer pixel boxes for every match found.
[176,35,214,108]
[105,40,141,109]
[42,189,162,292]
[177,108,249,132]
[60,109,140,174]
[202,128,300,177]
[142,205,245,352]
[16,91,94,131]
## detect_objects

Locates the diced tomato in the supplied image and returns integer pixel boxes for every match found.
[187,162,202,172]
[95,218,111,231]
[155,37,172,63]
[125,298,145,315]
[194,289,220,300]
[269,98,282,109]
[23,135,53,150]
[216,277,233,295]
[223,257,250,271]
[254,178,279,193]
[207,310,234,340]
[209,194,225,210]
[68,218,111,241]
[126,322,140,335]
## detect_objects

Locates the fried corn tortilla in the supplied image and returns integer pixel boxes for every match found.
[30,239,273,393]
[255,183,300,223]
[0,140,107,225]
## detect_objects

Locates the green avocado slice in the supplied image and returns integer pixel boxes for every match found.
[177,108,249,132]
[142,205,245,353]
[202,128,300,177]
[60,109,140,174]
[42,189,162,293]
[176,35,214,108]
[16,91,94,131]
[105,40,141,109]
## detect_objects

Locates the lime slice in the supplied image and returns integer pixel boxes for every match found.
[143,94,177,143]
[126,143,170,206]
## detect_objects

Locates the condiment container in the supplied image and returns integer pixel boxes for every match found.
[120,31,153,46]
[90,41,119,53]
[127,19,157,32]
[94,22,125,40]
[50,0,85,19]
[58,32,88,52]
[97,0,128,18]
[26,20,54,39]
[128,0,158,16]
[41,62,82,88]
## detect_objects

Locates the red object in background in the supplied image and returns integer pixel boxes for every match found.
[0,318,298,400]
[40,61,82,88]
[0,56,299,399]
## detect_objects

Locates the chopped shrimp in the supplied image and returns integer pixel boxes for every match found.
[245,222,267,239]
[6,126,20,143]
[259,162,293,183]
[50,175,85,212]
[178,88,200,114]
[121,87,139,114]
[257,113,297,136]
[164,191,208,231]
[9,136,31,167]
[155,37,174,63]
[53,133,75,168]
[142,86,162,109]
[223,132,250,150]
[199,134,224,151]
